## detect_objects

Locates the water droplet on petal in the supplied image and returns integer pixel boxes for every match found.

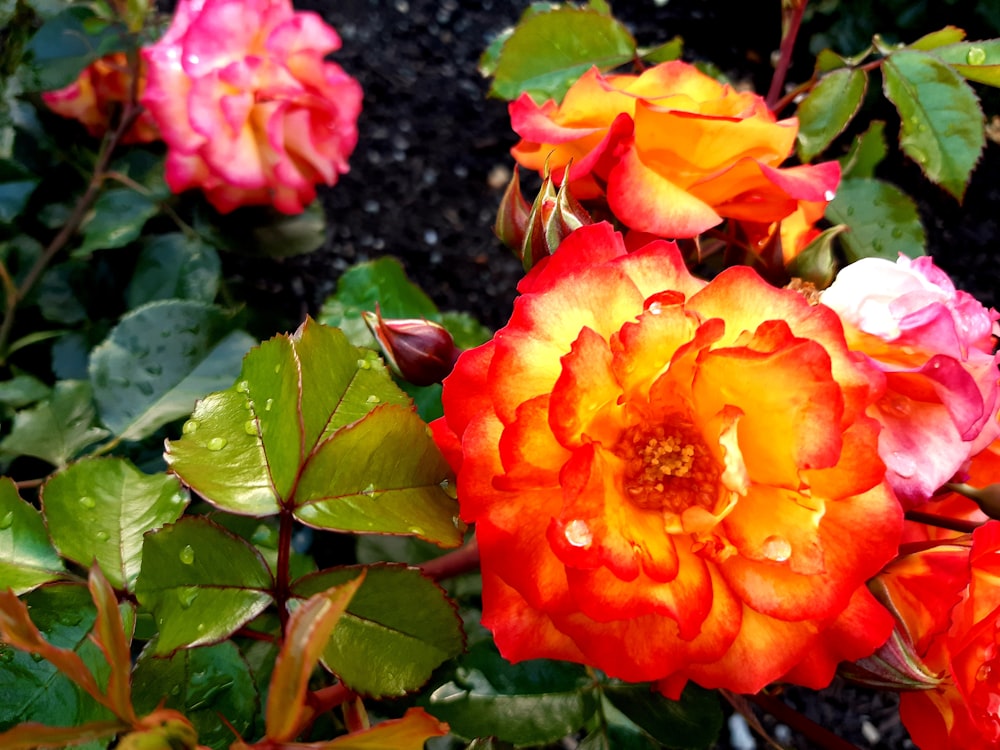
[977,663,992,682]
[179,545,195,565]
[0,511,12,530]
[564,519,593,548]
[967,46,987,65]
[823,189,836,201]
[182,419,199,435]
[761,535,792,562]
[79,496,96,509]
[890,451,917,478]
[207,437,227,451]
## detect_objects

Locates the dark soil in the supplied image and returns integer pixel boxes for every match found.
[224,1,1000,748]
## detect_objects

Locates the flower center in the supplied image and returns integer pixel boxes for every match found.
[615,416,720,512]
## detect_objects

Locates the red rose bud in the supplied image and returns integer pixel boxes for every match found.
[840,625,943,691]
[362,308,460,386]
[495,165,532,252]
[518,165,592,272]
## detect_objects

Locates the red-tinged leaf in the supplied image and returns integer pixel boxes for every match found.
[0,720,125,749]
[87,564,137,724]
[0,589,108,709]
[324,707,449,749]
[266,573,366,743]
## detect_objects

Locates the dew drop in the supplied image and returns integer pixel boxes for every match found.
[95,530,109,542]
[440,478,457,499]
[823,189,836,201]
[79,496,96,509]
[236,380,250,393]
[977,663,992,682]
[182,419,199,435]
[196,622,205,632]
[136,381,154,396]
[264,398,274,412]
[845,206,855,216]
[647,301,662,315]
[0,648,13,663]
[891,227,904,238]
[274,364,281,374]
[30,652,44,663]
[178,586,199,609]
[244,419,258,436]
[145,363,163,376]
[761,535,792,562]
[408,526,425,536]
[0,511,12,530]
[357,358,371,370]
[179,545,195,565]
[170,685,181,696]
[361,483,376,497]
[206,437,227,451]
[366,394,380,404]
[890,451,917,478]
[967,46,987,65]
[564,519,592,548]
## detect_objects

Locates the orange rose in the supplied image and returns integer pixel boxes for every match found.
[509,62,840,243]
[42,52,159,144]
[874,522,1000,748]
[432,222,901,695]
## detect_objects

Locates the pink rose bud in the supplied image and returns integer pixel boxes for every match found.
[42,52,159,144]
[362,308,460,387]
[140,0,362,214]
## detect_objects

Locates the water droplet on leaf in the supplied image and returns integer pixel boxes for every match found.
[179,545,195,565]
[236,380,250,393]
[244,420,257,436]
[357,359,371,370]
[178,586,199,609]
[264,398,274,412]
[79,496,96,509]
[361,483,376,497]
[182,420,199,435]
[564,519,592,548]
[967,46,987,65]
[207,437,227,451]
[761,535,792,562]
[366,394,380,404]
[95,530,109,542]
[0,511,12,530]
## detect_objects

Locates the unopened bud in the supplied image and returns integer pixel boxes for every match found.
[840,627,943,691]
[362,307,460,386]
[494,165,532,252]
[518,164,592,272]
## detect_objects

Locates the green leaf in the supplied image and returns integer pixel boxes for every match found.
[786,225,846,288]
[132,641,258,750]
[0,161,39,224]
[908,25,967,51]
[882,49,985,201]
[89,300,253,442]
[637,36,683,66]
[199,201,327,258]
[932,39,1000,87]
[292,565,464,698]
[840,120,888,179]
[488,6,636,102]
[42,457,188,592]
[20,6,128,91]
[134,516,273,655]
[0,583,116,735]
[165,320,446,534]
[826,177,926,261]
[37,262,87,324]
[293,404,463,546]
[796,68,868,162]
[0,477,65,595]
[423,641,599,746]
[438,311,492,350]
[602,682,723,750]
[125,233,222,308]
[74,188,159,256]
[0,374,50,410]
[0,380,109,467]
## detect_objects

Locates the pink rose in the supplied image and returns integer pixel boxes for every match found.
[141,0,362,214]
[820,255,1000,505]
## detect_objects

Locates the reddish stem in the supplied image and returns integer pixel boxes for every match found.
[275,508,294,635]
[418,537,480,580]
[748,691,863,750]
[306,682,353,716]
[766,1,808,111]
[904,510,982,535]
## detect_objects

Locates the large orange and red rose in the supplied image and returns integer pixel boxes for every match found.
[432,222,902,695]
[509,62,840,248]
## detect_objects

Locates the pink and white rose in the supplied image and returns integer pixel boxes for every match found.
[141,0,362,214]
[821,255,1000,506]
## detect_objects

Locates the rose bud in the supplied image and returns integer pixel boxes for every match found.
[519,165,592,271]
[362,308,460,386]
[494,165,532,252]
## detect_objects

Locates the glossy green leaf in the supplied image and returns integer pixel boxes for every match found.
[165,320,434,526]
[0,583,116,734]
[882,49,985,201]
[42,457,188,592]
[89,300,253,442]
[826,177,926,261]
[840,120,888,179]
[267,573,364,742]
[132,641,258,750]
[933,39,1000,86]
[20,6,128,91]
[74,188,159,256]
[293,565,463,698]
[908,25,967,51]
[0,476,65,595]
[796,68,867,162]
[423,641,599,746]
[488,6,636,102]
[638,36,683,65]
[134,517,273,655]
[292,404,462,546]
[0,374,50,410]
[0,380,109,467]
[125,233,222,308]
[603,683,723,749]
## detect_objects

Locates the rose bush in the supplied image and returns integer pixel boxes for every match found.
[432,221,902,696]
[873,522,1000,748]
[141,0,362,214]
[820,255,1000,506]
[42,52,159,144]
[508,61,840,254]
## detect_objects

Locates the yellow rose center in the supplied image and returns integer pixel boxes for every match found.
[615,416,719,512]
